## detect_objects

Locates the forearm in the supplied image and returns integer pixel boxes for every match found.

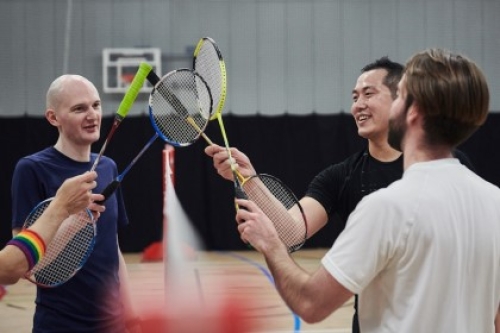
[118,249,140,331]
[27,198,70,243]
[0,246,30,284]
[263,243,318,321]
[1,202,69,285]
[263,242,352,323]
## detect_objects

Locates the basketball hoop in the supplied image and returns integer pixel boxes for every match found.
[121,73,136,87]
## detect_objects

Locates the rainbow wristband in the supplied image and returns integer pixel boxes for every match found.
[7,229,46,271]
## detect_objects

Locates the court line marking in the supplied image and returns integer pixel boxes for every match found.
[219,251,302,333]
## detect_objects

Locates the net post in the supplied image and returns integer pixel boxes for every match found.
[140,144,175,262]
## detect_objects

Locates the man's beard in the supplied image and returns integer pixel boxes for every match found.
[388,109,407,152]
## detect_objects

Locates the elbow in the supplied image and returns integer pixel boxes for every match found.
[300,312,330,324]
[295,299,330,324]
[0,271,22,285]
[6,276,21,285]
[0,259,25,285]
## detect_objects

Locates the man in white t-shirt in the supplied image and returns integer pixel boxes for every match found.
[233,48,500,332]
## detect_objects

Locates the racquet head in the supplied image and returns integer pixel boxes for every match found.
[193,36,227,121]
[149,68,212,147]
[193,37,240,198]
[22,198,96,287]
[241,174,307,253]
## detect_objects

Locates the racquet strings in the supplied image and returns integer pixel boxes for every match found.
[242,175,307,252]
[23,200,95,287]
[149,69,212,147]
[193,37,227,121]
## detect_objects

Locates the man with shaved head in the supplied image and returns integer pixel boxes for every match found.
[11,75,139,332]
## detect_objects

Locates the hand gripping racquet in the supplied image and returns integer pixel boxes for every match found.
[193,37,307,251]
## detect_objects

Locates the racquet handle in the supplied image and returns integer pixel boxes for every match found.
[95,133,160,204]
[95,180,120,204]
[116,62,153,119]
[90,62,153,172]
[234,186,248,200]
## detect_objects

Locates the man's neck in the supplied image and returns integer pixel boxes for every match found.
[401,138,454,171]
[54,139,91,162]
[368,140,402,162]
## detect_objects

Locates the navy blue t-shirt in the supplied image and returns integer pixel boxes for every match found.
[11,147,129,333]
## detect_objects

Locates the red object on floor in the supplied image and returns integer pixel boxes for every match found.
[0,285,7,301]
[141,242,164,262]
[138,294,256,333]
[141,241,197,262]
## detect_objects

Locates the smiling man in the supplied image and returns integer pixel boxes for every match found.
[232,48,500,333]
[11,75,139,333]
[206,55,476,332]
[206,57,404,332]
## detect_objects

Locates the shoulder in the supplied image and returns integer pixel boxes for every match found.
[355,177,413,221]
[343,150,366,168]
[15,148,53,169]
[94,155,118,176]
[93,154,117,168]
[452,149,475,171]
[321,150,366,175]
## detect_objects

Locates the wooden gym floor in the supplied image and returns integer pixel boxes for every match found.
[0,249,353,333]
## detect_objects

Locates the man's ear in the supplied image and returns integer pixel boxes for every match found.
[45,109,59,126]
[407,103,421,125]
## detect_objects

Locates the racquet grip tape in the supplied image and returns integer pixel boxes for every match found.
[116,62,153,119]
[95,181,121,205]
[234,187,248,200]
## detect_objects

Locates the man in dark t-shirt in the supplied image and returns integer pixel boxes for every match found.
[11,75,137,333]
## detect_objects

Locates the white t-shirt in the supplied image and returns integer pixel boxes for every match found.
[322,159,500,333]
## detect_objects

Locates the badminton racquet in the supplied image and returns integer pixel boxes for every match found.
[22,66,151,287]
[147,63,245,210]
[90,61,153,171]
[23,199,94,287]
[146,68,213,145]
[193,37,306,251]
[97,68,213,203]
[238,174,308,253]
[147,52,304,251]
[193,37,248,204]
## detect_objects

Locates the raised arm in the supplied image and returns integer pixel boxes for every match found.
[1,172,104,284]
[204,144,256,181]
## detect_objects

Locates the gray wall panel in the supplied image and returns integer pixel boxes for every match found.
[481,0,500,111]
[313,1,343,115]
[257,2,286,115]
[228,2,258,115]
[0,0,498,117]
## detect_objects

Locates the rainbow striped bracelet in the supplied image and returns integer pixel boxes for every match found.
[7,229,46,271]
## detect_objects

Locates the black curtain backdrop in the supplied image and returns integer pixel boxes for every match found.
[1,113,499,252]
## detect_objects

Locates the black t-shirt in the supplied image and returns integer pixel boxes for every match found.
[306,148,474,229]
[306,149,403,229]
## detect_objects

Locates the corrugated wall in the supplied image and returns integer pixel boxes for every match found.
[0,0,498,117]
